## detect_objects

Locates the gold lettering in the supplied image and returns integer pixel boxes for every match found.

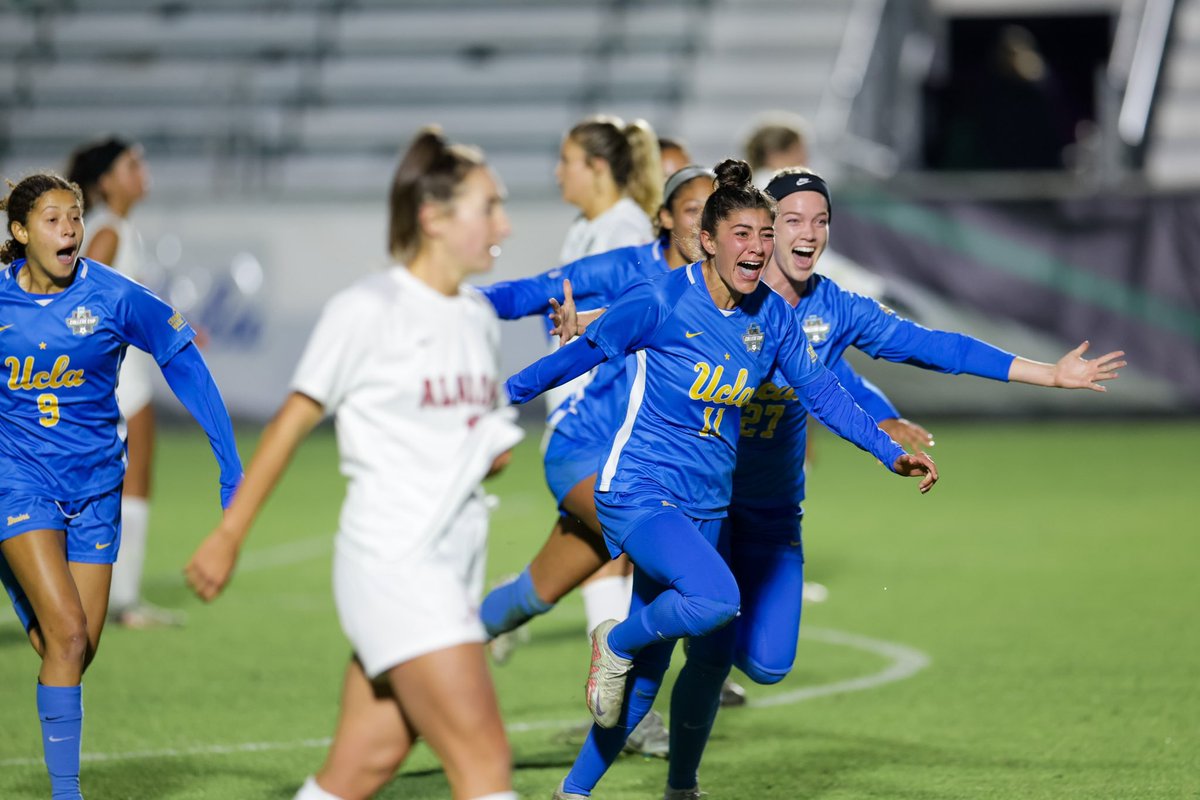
[5,355,86,391]
[689,362,711,401]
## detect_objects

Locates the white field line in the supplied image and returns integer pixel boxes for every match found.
[0,626,929,769]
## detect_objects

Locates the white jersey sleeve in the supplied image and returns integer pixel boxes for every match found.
[290,284,384,413]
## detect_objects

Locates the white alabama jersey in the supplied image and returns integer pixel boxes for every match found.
[84,204,144,281]
[292,265,523,563]
[546,196,653,415]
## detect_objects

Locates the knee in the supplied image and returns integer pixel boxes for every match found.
[735,651,792,685]
[677,591,740,638]
[42,618,89,666]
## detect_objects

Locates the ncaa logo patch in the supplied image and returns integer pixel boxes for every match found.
[742,323,764,353]
[802,314,831,344]
[65,306,98,336]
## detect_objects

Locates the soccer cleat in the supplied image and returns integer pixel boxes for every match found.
[109,601,186,629]
[552,778,589,799]
[622,709,670,758]
[802,580,829,603]
[585,618,632,728]
[719,678,747,707]
[487,624,530,666]
[663,783,707,799]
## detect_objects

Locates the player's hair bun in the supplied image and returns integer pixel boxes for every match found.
[713,159,753,191]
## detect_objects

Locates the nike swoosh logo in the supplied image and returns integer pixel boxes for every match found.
[685,331,703,338]
[0,324,12,333]
[48,735,74,743]
[95,542,113,550]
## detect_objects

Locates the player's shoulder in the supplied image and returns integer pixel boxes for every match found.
[76,258,154,298]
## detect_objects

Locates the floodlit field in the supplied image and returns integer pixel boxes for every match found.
[1,419,1196,799]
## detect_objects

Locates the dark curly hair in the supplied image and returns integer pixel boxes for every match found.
[1,173,84,264]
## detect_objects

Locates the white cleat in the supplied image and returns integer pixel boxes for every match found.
[585,619,632,728]
[622,709,670,758]
[552,779,589,799]
[802,581,829,603]
[487,624,530,666]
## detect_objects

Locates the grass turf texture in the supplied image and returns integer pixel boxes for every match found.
[0,419,1196,799]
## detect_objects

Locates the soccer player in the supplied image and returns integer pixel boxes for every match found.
[504,159,938,799]
[184,128,523,800]
[65,136,181,629]
[661,167,1127,798]
[549,114,663,657]
[0,172,242,800]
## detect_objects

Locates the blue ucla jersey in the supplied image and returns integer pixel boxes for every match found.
[0,258,195,500]
[584,264,901,519]
[733,274,1014,510]
[481,240,672,445]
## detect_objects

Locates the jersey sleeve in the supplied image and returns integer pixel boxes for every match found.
[829,357,900,422]
[159,343,243,508]
[119,283,195,366]
[583,278,670,360]
[290,289,378,412]
[794,367,906,472]
[842,292,1014,380]
[477,247,642,320]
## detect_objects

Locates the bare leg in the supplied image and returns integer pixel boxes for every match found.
[387,643,511,800]
[312,657,416,800]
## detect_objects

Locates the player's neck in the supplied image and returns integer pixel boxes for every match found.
[763,263,802,307]
[17,261,75,294]
[580,188,621,221]
[701,260,741,310]
[407,255,462,297]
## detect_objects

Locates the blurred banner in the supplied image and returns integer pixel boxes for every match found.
[833,188,1200,411]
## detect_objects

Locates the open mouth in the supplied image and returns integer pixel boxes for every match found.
[56,246,77,266]
[792,246,815,261]
[735,259,763,282]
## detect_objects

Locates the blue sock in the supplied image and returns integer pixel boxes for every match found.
[37,683,83,800]
[667,638,732,790]
[479,566,553,637]
[563,641,673,795]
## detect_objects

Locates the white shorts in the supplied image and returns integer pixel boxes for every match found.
[116,347,156,418]
[332,494,490,679]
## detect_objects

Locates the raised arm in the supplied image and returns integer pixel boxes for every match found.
[184,391,324,601]
[1006,341,1125,391]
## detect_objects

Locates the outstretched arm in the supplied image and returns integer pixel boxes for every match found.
[159,343,243,508]
[505,336,609,404]
[184,391,324,601]
[829,358,934,452]
[1007,341,1126,391]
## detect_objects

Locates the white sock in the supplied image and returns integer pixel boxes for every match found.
[110,496,149,613]
[294,776,345,800]
[468,793,518,800]
[582,574,633,636]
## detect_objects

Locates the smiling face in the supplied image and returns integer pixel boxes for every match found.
[771,189,829,285]
[700,207,775,307]
[11,188,84,288]
[658,176,713,265]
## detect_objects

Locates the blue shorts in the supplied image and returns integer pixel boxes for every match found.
[725,504,804,559]
[596,488,724,560]
[542,430,602,509]
[0,486,123,632]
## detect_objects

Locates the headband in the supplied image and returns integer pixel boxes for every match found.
[764,171,832,220]
[662,165,716,208]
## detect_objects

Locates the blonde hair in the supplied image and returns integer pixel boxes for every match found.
[567,115,662,217]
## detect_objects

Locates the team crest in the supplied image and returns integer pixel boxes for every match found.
[66,306,99,336]
[802,314,831,344]
[742,323,764,353]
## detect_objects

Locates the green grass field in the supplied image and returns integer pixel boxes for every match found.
[1,419,1197,799]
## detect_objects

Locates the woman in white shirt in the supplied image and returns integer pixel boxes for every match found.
[185,128,524,800]
[549,115,664,639]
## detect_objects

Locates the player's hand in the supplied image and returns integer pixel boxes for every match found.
[486,449,513,479]
[879,417,935,453]
[184,527,241,602]
[892,451,938,494]
[548,279,578,344]
[1053,341,1126,391]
